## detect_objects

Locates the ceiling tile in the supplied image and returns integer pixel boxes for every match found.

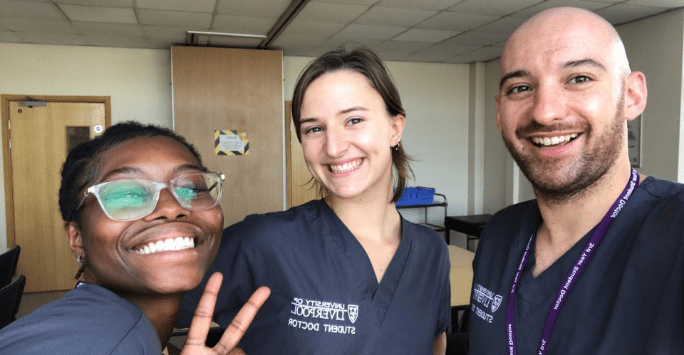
[595,4,670,25]
[15,32,86,45]
[353,6,437,27]
[440,31,509,46]
[420,41,482,55]
[376,0,461,11]
[450,47,501,63]
[73,21,143,36]
[393,28,458,42]
[272,33,328,47]
[83,34,147,47]
[216,0,291,18]
[0,17,79,33]
[0,31,21,42]
[624,0,684,7]
[53,0,132,6]
[147,38,181,49]
[137,9,212,29]
[137,0,216,13]
[296,2,370,23]
[334,23,406,40]
[207,36,262,47]
[417,11,500,31]
[59,4,137,23]
[282,19,346,37]
[401,52,454,63]
[0,1,65,20]
[311,37,383,51]
[374,40,433,52]
[312,0,378,5]
[143,25,185,40]
[510,0,611,18]
[474,16,527,35]
[278,44,315,57]
[447,0,544,16]
[212,14,275,35]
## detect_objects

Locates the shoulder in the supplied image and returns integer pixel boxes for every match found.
[403,219,448,257]
[219,199,329,254]
[0,284,160,354]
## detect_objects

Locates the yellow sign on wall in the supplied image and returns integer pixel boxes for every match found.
[214,130,249,155]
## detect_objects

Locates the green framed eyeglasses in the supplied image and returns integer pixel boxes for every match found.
[75,172,225,221]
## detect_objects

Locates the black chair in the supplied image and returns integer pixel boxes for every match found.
[0,245,21,288]
[444,215,492,251]
[0,274,26,330]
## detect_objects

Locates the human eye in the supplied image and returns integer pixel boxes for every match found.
[100,180,152,207]
[506,85,531,95]
[346,117,362,126]
[569,75,591,84]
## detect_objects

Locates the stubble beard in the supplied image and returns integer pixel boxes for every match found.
[502,96,626,205]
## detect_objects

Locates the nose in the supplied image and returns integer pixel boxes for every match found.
[324,126,348,158]
[531,83,566,125]
[144,188,187,221]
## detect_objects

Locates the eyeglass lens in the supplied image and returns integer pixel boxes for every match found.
[97,173,221,220]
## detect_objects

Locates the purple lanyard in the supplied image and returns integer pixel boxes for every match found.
[505,168,639,355]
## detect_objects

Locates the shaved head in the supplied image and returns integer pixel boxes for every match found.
[502,7,631,83]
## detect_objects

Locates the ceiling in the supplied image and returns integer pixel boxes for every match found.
[0,0,682,64]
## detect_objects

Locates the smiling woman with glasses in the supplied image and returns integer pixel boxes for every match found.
[0,122,268,355]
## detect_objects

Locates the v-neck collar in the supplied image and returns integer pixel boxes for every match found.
[318,200,412,326]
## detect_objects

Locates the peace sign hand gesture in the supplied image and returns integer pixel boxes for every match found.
[180,272,270,355]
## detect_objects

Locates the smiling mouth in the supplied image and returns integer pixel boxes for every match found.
[329,158,363,174]
[530,133,580,148]
[134,237,197,255]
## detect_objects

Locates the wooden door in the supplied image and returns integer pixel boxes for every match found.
[3,96,109,292]
[172,47,284,226]
[285,101,319,208]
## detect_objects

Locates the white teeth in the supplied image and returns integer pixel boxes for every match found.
[532,133,578,147]
[135,237,195,255]
[330,159,362,174]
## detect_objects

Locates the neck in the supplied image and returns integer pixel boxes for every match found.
[123,292,184,350]
[533,158,638,276]
[325,191,401,242]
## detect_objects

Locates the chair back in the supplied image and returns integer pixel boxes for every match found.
[0,245,20,288]
[0,274,26,330]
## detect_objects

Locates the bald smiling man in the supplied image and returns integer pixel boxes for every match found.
[469,7,684,355]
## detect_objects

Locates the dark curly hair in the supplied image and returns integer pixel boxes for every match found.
[59,121,204,223]
[291,47,413,202]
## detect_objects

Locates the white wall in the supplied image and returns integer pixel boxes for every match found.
[617,8,684,182]
[0,42,173,252]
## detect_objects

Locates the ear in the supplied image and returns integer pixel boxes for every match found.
[495,94,503,132]
[623,71,647,122]
[390,114,406,147]
[65,222,85,258]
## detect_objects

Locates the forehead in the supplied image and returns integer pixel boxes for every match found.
[500,16,618,78]
[302,70,380,111]
[98,136,200,176]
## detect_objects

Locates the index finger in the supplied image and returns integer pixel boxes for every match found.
[213,286,270,353]
[183,272,224,347]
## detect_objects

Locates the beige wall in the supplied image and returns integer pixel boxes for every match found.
[617,8,684,182]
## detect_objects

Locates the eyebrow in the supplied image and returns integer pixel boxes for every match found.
[499,70,528,90]
[499,59,608,90]
[299,106,369,124]
[98,163,203,182]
